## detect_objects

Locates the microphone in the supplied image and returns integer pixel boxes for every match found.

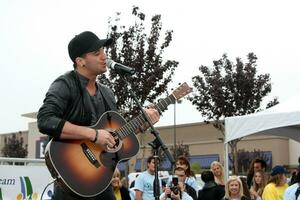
[107,59,135,75]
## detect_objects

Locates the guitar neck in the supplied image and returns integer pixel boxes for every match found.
[116,94,176,139]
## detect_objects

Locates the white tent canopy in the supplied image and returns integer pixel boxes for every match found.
[225,95,300,143]
[224,95,300,177]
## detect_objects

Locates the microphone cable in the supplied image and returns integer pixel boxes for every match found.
[40,178,56,200]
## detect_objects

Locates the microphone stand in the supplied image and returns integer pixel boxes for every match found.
[124,78,175,200]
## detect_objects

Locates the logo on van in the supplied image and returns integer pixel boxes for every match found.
[16,176,38,200]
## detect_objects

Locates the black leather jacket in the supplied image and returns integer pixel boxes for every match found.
[37,70,117,139]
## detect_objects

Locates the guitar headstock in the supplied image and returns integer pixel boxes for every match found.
[153,82,192,114]
[171,82,193,100]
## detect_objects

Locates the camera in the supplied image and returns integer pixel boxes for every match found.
[170,185,180,195]
[167,176,182,199]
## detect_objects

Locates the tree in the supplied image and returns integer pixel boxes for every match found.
[191,162,202,174]
[2,132,28,159]
[188,53,275,174]
[99,6,178,119]
[170,142,190,159]
[266,96,279,109]
[151,141,190,170]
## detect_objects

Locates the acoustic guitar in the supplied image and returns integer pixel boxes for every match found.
[44,82,192,197]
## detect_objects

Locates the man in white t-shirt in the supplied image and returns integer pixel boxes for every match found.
[135,156,162,200]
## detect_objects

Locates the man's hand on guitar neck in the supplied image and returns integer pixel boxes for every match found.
[140,107,160,132]
[94,108,159,149]
[93,108,159,149]
[144,107,160,124]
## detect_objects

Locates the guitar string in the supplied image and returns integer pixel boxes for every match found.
[116,94,176,139]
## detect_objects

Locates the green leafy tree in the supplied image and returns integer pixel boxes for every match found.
[99,6,178,119]
[191,162,202,174]
[188,53,275,174]
[2,132,28,159]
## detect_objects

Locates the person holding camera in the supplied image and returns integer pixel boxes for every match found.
[174,167,197,200]
[160,167,195,200]
[159,181,193,200]
[176,156,199,192]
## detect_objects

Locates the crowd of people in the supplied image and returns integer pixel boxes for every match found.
[110,156,300,200]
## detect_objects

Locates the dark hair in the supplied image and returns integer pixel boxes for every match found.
[201,170,215,183]
[176,155,195,177]
[147,155,160,163]
[247,158,267,179]
[254,158,267,169]
[240,176,251,198]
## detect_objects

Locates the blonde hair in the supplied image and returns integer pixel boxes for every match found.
[251,170,267,196]
[210,161,225,185]
[112,168,122,188]
[113,168,121,178]
[268,173,284,186]
[224,176,244,199]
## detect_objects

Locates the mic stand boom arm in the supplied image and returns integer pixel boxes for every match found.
[118,73,193,199]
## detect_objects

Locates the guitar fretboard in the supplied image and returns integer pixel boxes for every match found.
[116,94,176,139]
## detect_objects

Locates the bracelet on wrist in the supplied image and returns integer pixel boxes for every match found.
[91,129,99,143]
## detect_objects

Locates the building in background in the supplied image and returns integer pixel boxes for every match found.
[0,112,299,174]
[0,130,28,157]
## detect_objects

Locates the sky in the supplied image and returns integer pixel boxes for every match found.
[0,0,300,134]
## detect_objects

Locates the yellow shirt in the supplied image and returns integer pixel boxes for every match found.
[262,182,288,200]
[114,188,122,200]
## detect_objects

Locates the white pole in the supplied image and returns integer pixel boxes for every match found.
[224,142,229,182]
[224,118,229,183]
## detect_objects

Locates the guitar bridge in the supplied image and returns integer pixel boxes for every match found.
[80,143,100,168]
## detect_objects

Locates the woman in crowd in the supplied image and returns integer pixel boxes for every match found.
[111,168,131,200]
[262,165,288,200]
[249,170,267,200]
[175,156,199,192]
[223,175,250,200]
[211,161,225,187]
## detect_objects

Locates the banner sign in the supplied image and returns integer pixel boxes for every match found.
[0,165,53,200]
